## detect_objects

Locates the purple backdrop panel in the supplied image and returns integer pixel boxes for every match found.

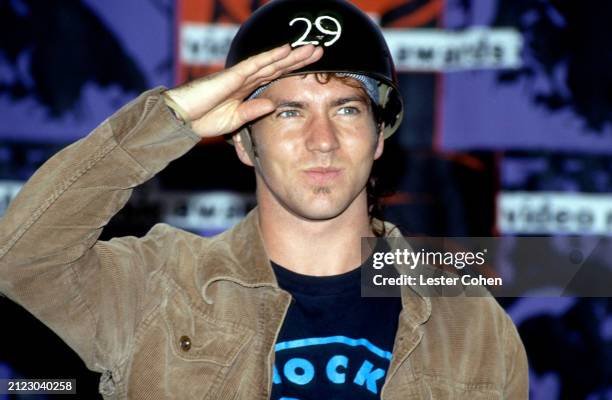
[440,70,612,153]
[439,0,612,154]
[0,0,173,143]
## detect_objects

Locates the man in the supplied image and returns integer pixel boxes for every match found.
[0,0,528,398]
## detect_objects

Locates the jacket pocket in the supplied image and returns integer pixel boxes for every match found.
[126,284,254,399]
[419,375,503,400]
[384,374,503,400]
[161,286,253,366]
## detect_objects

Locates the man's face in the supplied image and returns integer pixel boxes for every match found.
[236,74,384,220]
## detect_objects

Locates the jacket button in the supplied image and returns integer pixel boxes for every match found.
[179,335,192,352]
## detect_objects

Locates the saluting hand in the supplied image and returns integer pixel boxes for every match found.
[164,44,323,138]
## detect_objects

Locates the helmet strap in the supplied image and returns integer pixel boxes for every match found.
[238,126,265,173]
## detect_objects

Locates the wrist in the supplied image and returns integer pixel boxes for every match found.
[161,90,192,128]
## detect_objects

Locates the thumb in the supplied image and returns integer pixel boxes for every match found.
[237,98,276,125]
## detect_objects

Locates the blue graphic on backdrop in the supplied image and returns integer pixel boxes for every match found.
[272,335,392,399]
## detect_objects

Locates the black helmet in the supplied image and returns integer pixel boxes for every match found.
[225,0,403,138]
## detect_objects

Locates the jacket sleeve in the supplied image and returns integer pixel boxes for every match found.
[503,314,530,399]
[0,87,202,371]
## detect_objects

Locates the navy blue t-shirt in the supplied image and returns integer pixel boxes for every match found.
[270,261,402,400]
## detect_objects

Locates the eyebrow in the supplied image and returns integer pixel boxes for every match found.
[273,96,370,109]
[275,100,305,109]
[330,96,370,107]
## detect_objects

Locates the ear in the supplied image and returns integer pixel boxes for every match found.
[374,124,385,160]
[233,129,255,167]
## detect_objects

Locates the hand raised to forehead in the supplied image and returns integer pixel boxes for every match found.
[164,44,323,139]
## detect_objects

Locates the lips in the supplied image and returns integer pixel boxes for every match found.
[304,167,342,184]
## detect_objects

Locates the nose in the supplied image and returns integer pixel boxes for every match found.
[305,114,340,153]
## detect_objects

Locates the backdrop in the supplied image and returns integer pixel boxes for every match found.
[1,0,610,398]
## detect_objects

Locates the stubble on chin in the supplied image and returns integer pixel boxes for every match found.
[313,186,331,194]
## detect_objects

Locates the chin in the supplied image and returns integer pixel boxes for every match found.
[284,195,355,221]
[294,208,344,221]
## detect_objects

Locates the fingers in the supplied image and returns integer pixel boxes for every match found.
[251,46,324,85]
[234,44,292,78]
[188,44,324,135]
[245,48,324,92]
[240,48,324,99]
[246,44,293,70]
[273,46,323,76]
[232,46,323,124]
[237,44,324,90]
[250,45,320,79]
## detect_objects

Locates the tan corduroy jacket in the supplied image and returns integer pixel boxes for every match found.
[0,88,528,399]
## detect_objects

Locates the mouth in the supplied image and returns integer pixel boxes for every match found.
[303,167,342,184]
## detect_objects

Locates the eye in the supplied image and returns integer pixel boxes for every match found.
[337,106,360,115]
[277,109,301,118]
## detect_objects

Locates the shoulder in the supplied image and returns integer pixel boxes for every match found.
[104,222,211,250]
[428,294,516,340]
[96,223,215,271]
[422,295,527,393]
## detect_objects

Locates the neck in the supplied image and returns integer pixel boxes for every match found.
[257,189,374,277]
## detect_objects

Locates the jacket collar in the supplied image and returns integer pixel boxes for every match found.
[197,208,431,327]
[379,220,432,327]
[197,208,277,304]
